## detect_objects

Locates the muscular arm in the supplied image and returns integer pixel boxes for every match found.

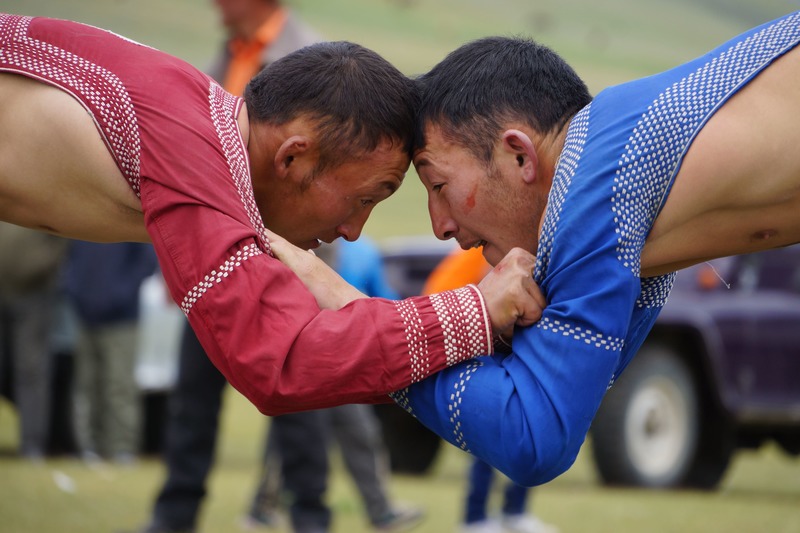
[265,228,545,339]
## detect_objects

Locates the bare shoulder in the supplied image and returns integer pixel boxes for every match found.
[0,72,149,242]
[643,46,800,276]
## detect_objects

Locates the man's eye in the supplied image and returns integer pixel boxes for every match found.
[431,184,444,192]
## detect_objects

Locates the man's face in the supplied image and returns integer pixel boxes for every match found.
[267,140,409,250]
[413,124,542,266]
[214,0,263,30]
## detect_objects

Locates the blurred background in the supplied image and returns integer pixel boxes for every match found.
[1,1,799,532]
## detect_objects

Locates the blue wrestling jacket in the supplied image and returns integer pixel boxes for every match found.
[392,12,800,486]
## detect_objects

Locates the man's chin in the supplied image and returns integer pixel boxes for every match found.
[305,239,322,251]
[285,238,322,251]
[481,243,503,267]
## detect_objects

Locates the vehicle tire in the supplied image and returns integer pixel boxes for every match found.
[373,404,441,474]
[680,398,734,490]
[591,343,700,488]
[776,430,800,456]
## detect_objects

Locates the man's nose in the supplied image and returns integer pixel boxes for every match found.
[429,202,457,241]
[337,208,371,242]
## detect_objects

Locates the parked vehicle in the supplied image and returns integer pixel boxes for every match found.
[590,245,800,489]
[377,239,800,487]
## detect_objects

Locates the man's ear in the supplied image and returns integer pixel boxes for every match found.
[502,129,538,184]
[274,135,311,180]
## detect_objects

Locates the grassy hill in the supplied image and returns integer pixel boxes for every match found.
[3,0,796,239]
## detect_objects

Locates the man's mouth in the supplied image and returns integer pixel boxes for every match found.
[460,239,487,250]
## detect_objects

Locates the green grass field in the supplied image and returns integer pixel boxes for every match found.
[1,390,800,533]
[1,1,799,532]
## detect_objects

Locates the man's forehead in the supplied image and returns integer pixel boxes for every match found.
[414,125,457,161]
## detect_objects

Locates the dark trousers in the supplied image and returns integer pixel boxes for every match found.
[465,458,530,524]
[151,322,330,532]
[151,322,226,531]
[273,411,330,533]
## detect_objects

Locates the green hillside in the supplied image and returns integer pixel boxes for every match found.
[3,0,796,238]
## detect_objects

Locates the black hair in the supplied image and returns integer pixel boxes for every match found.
[244,41,420,170]
[414,36,592,164]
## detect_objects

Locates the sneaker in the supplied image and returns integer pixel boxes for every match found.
[459,519,503,533]
[501,514,559,533]
[373,506,425,532]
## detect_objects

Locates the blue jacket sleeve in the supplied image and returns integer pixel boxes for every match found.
[392,245,647,486]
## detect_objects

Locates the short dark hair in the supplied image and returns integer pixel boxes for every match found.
[244,41,420,170]
[414,36,592,164]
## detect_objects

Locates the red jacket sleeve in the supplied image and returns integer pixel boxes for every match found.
[180,246,493,414]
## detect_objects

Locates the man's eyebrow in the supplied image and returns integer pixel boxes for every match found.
[378,178,402,194]
[413,157,430,168]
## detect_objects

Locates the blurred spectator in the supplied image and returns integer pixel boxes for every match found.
[63,241,158,464]
[130,2,325,532]
[421,247,492,299]
[243,239,425,533]
[422,248,558,533]
[0,223,69,460]
[461,459,558,533]
[206,0,321,93]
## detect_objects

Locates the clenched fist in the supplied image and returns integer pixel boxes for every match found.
[477,247,546,340]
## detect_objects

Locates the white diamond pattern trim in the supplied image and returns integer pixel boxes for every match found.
[394,298,429,383]
[178,84,274,316]
[534,105,590,282]
[180,244,263,315]
[448,360,482,452]
[535,317,624,352]
[208,83,271,253]
[429,285,491,366]
[0,15,142,196]
[637,272,676,308]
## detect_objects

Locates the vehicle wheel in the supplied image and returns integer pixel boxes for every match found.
[776,430,800,456]
[680,399,734,489]
[591,343,700,488]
